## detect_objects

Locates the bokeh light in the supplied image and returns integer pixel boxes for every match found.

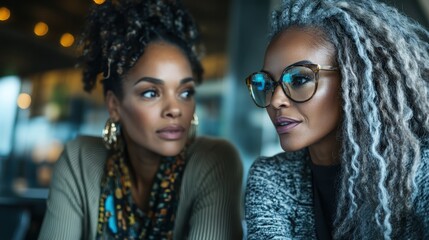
[0,7,11,21]
[93,0,106,5]
[60,33,74,47]
[17,93,31,109]
[34,22,49,36]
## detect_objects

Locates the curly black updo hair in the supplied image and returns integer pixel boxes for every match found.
[79,0,204,99]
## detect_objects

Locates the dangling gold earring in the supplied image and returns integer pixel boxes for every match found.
[188,113,199,142]
[102,118,122,150]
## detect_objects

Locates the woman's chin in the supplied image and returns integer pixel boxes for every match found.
[280,141,305,152]
[157,141,187,157]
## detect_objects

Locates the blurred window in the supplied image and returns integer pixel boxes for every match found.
[0,76,20,156]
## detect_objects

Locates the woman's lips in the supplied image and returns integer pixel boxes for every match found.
[275,117,301,134]
[156,125,185,140]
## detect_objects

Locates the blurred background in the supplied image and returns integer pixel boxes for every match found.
[0,0,428,238]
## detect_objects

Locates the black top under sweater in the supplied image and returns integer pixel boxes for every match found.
[310,162,341,240]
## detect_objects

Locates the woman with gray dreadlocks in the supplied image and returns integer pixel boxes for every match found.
[39,0,243,239]
[244,0,429,239]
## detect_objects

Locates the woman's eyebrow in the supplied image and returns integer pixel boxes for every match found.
[133,76,194,86]
[180,77,194,84]
[134,77,164,86]
[261,59,313,72]
[134,77,194,86]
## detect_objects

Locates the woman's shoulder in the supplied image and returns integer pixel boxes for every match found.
[245,149,313,225]
[188,136,237,152]
[58,135,107,173]
[249,149,310,178]
[246,149,312,201]
[187,136,240,163]
[184,136,242,177]
[65,135,105,150]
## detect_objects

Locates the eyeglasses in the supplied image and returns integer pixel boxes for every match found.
[245,62,338,108]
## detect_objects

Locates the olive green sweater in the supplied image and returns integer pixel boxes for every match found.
[39,136,243,240]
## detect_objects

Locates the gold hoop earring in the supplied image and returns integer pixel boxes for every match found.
[188,113,199,142]
[102,118,121,150]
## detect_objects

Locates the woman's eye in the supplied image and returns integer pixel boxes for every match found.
[290,75,312,88]
[140,89,158,98]
[179,88,195,99]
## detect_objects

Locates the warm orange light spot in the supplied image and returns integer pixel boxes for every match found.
[93,0,106,5]
[0,7,10,21]
[17,93,31,109]
[60,33,74,47]
[34,22,49,36]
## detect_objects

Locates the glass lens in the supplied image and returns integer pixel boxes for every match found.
[281,66,316,102]
[248,72,273,107]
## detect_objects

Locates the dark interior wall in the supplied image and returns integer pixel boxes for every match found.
[382,0,429,28]
[223,0,271,160]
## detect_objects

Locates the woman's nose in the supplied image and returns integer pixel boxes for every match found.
[162,96,182,119]
[270,85,291,109]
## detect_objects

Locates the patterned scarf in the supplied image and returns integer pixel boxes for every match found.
[96,147,186,239]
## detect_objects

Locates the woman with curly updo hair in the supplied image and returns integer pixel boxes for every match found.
[39,0,243,239]
[244,0,429,239]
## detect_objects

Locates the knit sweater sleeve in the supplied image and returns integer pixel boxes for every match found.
[414,146,429,238]
[38,136,106,240]
[245,152,315,240]
[245,156,291,239]
[176,137,243,240]
[38,139,86,240]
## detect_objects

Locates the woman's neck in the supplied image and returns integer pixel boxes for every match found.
[124,136,162,211]
[128,150,160,185]
[308,128,341,166]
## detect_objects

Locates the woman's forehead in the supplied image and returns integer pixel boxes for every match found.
[263,28,335,75]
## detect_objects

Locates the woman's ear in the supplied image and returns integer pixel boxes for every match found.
[105,90,120,122]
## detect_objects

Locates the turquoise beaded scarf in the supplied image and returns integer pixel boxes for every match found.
[96,148,186,239]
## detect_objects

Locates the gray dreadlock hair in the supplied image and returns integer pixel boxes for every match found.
[79,0,203,99]
[271,0,429,239]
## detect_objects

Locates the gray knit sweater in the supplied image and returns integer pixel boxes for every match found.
[39,136,243,240]
[245,148,429,239]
